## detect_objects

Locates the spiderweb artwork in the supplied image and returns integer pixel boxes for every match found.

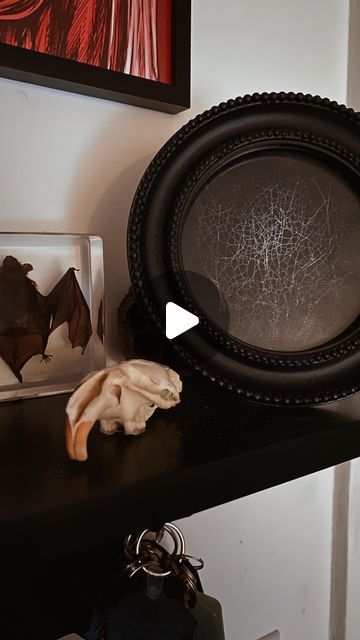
[182,153,360,351]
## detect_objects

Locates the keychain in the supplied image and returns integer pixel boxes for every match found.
[76,522,226,640]
[105,522,226,639]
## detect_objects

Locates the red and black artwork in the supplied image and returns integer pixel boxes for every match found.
[0,0,172,82]
[0,0,190,112]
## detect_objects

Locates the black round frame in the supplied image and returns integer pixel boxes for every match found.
[127,92,360,405]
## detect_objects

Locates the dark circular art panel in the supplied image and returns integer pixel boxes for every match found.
[181,151,360,352]
[128,93,360,405]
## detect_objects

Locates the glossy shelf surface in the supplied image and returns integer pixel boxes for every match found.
[1,375,360,568]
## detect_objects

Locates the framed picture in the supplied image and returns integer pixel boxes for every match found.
[128,92,360,406]
[0,0,191,113]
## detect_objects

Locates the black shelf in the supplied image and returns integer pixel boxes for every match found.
[1,375,360,638]
[1,376,360,564]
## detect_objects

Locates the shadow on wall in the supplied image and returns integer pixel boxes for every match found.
[66,108,185,361]
[90,155,151,360]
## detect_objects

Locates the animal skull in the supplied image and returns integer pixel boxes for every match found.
[65,359,182,461]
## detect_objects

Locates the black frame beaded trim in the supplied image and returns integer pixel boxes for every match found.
[127,92,360,405]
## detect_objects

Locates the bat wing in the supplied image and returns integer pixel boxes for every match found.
[46,268,92,352]
[0,265,49,382]
[0,333,45,383]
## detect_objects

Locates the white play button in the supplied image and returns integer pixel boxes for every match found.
[166,302,199,339]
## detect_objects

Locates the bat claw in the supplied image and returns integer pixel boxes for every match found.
[41,353,53,364]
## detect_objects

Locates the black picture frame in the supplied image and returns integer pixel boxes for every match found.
[0,0,191,113]
[128,92,360,405]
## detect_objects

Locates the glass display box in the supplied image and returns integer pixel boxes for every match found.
[0,233,105,401]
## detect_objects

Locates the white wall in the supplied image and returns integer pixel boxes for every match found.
[346,461,360,640]
[177,470,334,640]
[0,0,349,357]
[344,4,360,638]
[0,0,351,638]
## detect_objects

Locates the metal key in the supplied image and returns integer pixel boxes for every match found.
[124,522,204,608]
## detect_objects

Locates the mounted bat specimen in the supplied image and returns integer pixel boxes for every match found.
[0,255,92,382]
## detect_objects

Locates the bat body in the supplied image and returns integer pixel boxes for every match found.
[0,255,92,382]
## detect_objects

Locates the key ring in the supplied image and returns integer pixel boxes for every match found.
[182,554,204,571]
[124,528,164,559]
[135,522,186,577]
[126,556,159,578]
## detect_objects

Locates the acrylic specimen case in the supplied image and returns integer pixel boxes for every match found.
[0,233,105,401]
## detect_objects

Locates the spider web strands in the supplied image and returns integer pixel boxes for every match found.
[187,168,359,352]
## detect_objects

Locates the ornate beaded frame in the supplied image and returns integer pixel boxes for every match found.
[127,92,360,405]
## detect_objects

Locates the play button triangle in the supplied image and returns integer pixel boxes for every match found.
[166,302,199,339]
